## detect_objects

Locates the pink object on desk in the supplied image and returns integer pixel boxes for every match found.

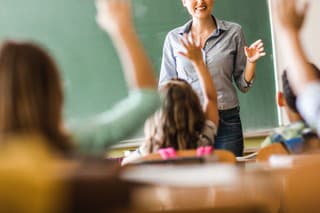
[158,146,213,160]
[158,148,177,160]
[196,146,213,157]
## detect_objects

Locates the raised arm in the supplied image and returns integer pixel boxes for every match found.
[233,27,265,93]
[270,0,320,135]
[178,33,219,127]
[270,0,318,94]
[96,0,157,89]
[244,39,266,82]
[72,0,160,154]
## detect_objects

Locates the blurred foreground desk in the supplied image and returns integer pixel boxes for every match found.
[121,164,280,213]
[60,159,132,213]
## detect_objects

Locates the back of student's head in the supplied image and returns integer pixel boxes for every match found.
[282,64,320,113]
[145,78,205,153]
[0,41,73,154]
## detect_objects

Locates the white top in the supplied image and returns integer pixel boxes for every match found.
[297,81,320,136]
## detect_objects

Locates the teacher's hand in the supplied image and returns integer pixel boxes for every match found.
[244,39,266,63]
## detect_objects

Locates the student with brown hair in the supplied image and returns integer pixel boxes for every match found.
[0,41,74,154]
[0,0,160,156]
[122,33,219,165]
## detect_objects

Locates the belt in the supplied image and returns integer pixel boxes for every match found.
[218,106,240,115]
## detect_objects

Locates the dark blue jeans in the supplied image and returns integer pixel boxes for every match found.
[214,106,244,156]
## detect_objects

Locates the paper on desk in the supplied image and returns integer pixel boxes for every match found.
[236,152,257,162]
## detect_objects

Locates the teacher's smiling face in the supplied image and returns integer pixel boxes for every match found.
[182,0,214,19]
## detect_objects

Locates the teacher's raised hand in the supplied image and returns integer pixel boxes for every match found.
[244,39,266,63]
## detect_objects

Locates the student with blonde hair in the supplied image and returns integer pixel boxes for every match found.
[0,0,160,156]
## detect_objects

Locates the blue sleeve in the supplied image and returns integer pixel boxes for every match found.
[70,89,160,155]
[159,33,178,87]
[233,26,254,93]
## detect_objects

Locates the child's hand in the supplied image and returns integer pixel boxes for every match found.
[95,0,133,35]
[245,39,266,63]
[270,0,308,33]
[178,33,203,64]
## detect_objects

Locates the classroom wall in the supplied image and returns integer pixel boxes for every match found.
[270,0,320,125]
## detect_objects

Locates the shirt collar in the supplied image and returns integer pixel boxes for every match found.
[178,15,229,35]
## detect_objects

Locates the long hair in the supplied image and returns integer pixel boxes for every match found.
[0,41,73,153]
[144,78,206,153]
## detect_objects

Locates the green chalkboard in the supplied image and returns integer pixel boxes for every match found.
[213,0,278,131]
[0,0,277,132]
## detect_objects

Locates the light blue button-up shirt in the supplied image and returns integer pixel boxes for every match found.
[159,16,253,110]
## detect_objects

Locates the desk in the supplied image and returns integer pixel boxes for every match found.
[121,163,280,213]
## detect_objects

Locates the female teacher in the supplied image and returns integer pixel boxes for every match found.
[159,0,266,156]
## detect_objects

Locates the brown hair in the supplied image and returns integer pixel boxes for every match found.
[0,41,73,154]
[145,78,206,153]
[282,63,320,113]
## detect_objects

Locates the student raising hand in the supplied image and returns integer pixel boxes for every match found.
[270,0,320,136]
[71,0,160,153]
[95,0,156,89]
[178,33,219,127]
[122,33,219,165]
[270,0,317,93]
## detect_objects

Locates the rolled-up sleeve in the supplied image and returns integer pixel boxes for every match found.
[70,89,161,155]
[159,33,178,87]
[233,27,254,93]
[297,82,320,136]
[198,120,218,147]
